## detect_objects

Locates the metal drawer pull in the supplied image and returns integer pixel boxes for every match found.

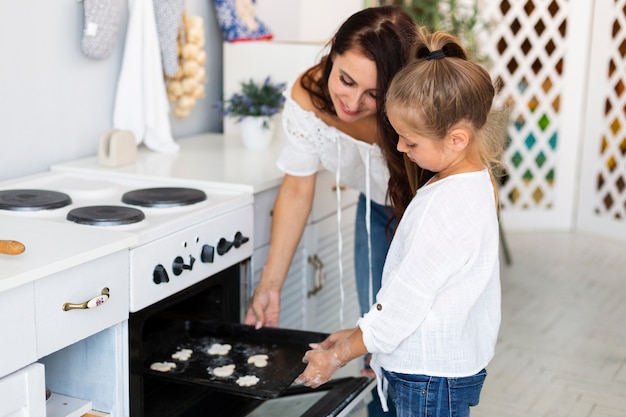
[307,255,325,298]
[62,287,110,311]
[331,185,347,192]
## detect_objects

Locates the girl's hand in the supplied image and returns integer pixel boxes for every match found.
[294,327,368,388]
[294,347,344,388]
[309,328,357,350]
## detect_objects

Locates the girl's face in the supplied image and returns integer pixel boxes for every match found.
[389,114,454,174]
[328,50,379,123]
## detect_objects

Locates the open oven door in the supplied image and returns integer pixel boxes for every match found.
[164,376,376,417]
[137,319,376,417]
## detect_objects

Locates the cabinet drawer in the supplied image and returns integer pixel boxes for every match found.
[34,251,129,357]
[0,284,36,378]
[0,362,45,417]
[311,170,359,222]
[254,187,279,249]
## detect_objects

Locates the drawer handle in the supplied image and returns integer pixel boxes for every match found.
[62,287,110,311]
[331,185,347,192]
[307,255,325,298]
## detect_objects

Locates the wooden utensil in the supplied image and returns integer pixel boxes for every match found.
[0,240,25,255]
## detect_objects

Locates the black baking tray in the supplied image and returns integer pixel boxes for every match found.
[143,319,328,400]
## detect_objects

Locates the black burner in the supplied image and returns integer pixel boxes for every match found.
[67,205,145,226]
[122,187,207,208]
[0,189,72,211]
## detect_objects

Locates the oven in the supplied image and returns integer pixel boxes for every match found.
[0,169,374,417]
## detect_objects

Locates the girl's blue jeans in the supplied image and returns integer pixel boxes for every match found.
[382,369,487,417]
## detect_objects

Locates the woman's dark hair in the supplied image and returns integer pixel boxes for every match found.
[300,6,428,227]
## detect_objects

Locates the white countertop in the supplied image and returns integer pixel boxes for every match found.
[1,132,283,294]
[52,133,286,194]
[0,215,137,292]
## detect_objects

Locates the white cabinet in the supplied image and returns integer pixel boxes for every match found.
[250,170,360,335]
[0,284,36,378]
[34,251,129,357]
[36,250,130,417]
[0,363,46,417]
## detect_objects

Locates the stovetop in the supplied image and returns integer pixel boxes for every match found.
[0,171,253,247]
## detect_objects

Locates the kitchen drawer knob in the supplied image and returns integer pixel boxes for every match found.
[62,288,110,311]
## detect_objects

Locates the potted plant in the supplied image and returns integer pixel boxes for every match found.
[217,77,287,149]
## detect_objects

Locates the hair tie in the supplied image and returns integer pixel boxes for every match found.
[426,49,446,60]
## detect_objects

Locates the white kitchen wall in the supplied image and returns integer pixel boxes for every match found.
[0,0,365,182]
[0,0,222,182]
[254,0,363,42]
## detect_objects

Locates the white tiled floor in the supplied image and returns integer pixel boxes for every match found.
[475,231,626,417]
[360,231,626,417]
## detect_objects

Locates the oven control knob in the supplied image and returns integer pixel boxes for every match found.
[201,244,215,263]
[233,231,250,248]
[172,255,196,276]
[217,238,233,255]
[153,264,169,284]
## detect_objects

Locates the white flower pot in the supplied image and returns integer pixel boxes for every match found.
[239,116,276,150]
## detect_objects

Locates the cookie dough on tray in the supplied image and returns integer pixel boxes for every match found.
[212,364,236,377]
[150,361,177,372]
[247,354,269,368]
[207,343,232,355]
[236,375,260,387]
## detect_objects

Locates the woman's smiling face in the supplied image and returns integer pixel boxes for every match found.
[327,50,379,123]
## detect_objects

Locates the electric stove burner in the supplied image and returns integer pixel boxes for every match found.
[122,187,207,208]
[0,189,72,211]
[66,205,145,226]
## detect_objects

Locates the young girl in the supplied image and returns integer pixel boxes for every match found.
[294,27,507,417]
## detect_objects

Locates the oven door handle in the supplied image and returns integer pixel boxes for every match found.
[62,287,110,311]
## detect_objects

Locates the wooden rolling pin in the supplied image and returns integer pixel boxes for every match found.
[0,240,25,255]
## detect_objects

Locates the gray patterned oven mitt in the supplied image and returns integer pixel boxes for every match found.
[81,0,123,60]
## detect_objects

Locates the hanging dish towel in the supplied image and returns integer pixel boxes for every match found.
[113,0,179,153]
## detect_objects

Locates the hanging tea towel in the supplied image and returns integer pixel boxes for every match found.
[81,0,123,59]
[212,0,273,42]
[113,0,179,154]
[153,0,184,77]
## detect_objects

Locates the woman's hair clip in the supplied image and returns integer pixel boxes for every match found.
[426,49,446,60]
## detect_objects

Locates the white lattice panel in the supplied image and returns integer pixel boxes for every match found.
[577,0,626,240]
[480,0,592,230]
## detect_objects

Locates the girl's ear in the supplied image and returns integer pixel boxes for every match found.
[449,127,471,150]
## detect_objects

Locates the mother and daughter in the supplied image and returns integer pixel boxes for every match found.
[245,5,506,417]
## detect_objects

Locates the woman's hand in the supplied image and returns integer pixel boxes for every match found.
[244,285,281,329]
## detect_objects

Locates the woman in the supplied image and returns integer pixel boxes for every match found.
[244,7,425,415]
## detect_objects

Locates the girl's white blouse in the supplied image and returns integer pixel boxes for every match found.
[276,83,389,205]
[359,169,501,411]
